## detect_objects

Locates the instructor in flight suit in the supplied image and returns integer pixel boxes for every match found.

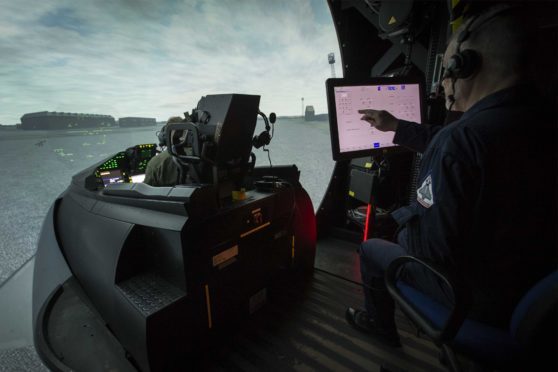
[346,5,556,347]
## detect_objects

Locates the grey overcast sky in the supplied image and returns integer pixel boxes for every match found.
[0,0,342,124]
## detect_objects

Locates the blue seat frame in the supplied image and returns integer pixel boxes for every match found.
[385,256,557,371]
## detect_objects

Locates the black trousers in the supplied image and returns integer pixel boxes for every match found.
[359,229,453,321]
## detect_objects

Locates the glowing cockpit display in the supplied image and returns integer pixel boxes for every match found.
[100,169,124,186]
[130,174,145,183]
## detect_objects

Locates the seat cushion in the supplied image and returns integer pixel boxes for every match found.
[397,282,521,366]
[510,271,558,341]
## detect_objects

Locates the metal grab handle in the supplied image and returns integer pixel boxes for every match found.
[385,255,470,344]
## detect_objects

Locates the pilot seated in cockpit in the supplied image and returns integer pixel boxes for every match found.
[144,115,191,187]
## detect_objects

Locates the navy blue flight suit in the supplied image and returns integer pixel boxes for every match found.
[360,85,556,328]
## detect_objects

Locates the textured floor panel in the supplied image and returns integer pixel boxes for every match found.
[199,271,445,372]
[30,270,443,371]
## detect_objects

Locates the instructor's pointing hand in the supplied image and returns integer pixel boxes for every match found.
[358,109,399,132]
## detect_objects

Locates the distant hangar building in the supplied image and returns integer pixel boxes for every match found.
[20,111,116,130]
[305,105,315,121]
[118,117,156,127]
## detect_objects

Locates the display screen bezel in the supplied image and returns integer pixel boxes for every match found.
[326,77,425,161]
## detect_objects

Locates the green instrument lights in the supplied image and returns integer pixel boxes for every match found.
[98,152,126,171]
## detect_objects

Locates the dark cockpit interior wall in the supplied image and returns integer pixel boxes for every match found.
[327,0,444,81]
[328,0,557,86]
[317,0,449,238]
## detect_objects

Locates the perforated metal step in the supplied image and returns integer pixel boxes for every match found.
[117,272,185,317]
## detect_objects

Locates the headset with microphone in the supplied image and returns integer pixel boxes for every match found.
[443,5,517,107]
[252,111,276,149]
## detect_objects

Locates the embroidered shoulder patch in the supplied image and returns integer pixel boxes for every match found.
[417,174,434,208]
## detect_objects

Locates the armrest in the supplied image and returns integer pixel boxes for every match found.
[385,256,469,344]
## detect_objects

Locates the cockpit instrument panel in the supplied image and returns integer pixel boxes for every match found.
[93,143,157,188]
[99,169,125,187]
[98,152,127,172]
[129,144,157,173]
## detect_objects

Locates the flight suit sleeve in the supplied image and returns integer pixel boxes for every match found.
[393,120,443,153]
[143,158,158,186]
[393,112,464,153]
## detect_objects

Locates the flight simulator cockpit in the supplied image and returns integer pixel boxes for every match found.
[31,1,557,371]
[33,93,316,372]
[89,94,266,197]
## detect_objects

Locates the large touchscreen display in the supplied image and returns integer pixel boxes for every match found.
[333,83,422,153]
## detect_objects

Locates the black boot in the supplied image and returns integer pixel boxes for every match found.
[346,279,401,347]
[345,307,401,347]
